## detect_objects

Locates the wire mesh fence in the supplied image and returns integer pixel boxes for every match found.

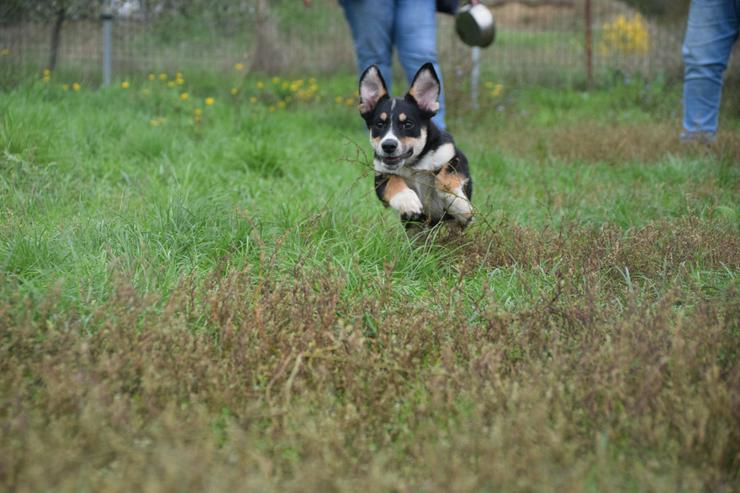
[1,0,737,90]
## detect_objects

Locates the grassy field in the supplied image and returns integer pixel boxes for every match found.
[1,72,738,492]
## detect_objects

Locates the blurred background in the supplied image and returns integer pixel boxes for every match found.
[1,0,738,103]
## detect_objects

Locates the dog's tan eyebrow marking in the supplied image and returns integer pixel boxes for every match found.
[380,112,388,121]
[399,113,407,122]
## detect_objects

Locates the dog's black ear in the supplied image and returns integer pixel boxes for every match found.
[407,63,440,116]
[358,65,388,116]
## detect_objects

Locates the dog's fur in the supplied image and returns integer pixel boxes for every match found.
[358,63,473,235]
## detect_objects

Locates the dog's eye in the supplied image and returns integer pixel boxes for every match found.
[402,120,415,129]
[375,121,386,129]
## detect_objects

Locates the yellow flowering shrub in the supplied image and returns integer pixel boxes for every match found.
[599,14,650,56]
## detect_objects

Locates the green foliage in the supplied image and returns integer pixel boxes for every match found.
[0,73,738,492]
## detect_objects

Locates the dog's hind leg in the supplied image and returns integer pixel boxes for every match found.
[435,166,473,227]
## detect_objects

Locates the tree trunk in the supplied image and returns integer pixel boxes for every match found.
[49,5,66,70]
[250,0,285,73]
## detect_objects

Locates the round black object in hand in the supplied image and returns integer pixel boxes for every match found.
[455,3,496,47]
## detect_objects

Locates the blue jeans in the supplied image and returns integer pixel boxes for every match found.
[682,0,740,140]
[339,0,447,129]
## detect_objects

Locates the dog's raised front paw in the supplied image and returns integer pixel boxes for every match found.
[389,188,423,218]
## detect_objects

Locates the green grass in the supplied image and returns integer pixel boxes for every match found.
[1,72,738,492]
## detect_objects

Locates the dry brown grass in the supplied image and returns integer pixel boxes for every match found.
[1,217,738,492]
[486,122,740,166]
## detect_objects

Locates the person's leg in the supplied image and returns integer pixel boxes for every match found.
[393,0,447,129]
[339,0,395,95]
[681,0,740,141]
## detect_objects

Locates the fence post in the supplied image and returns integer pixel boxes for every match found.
[584,0,593,88]
[101,0,112,86]
[471,46,480,110]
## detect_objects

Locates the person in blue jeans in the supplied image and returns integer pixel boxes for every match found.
[681,0,740,143]
[337,0,451,129]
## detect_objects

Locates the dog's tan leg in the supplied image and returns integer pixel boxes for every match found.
[435,166,473,225]
[383,175,423,220]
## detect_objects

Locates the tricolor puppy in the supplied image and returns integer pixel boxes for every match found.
[358,63,473,235]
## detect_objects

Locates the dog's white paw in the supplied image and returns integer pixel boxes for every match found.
[389,188,423,217]
[443,190,474,225]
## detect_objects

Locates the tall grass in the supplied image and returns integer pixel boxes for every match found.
[1,73,738,492]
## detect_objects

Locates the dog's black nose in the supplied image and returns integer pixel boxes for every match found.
[381,140,398,154]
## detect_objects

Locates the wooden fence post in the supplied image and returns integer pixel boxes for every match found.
[101,0,113,86]
[584,0,593,88]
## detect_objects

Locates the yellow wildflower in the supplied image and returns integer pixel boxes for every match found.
[43,68,51,77]
[148,73,156,81]
[205,97,215,106]
[167,81,176,88]
[249,96,257,104]
[268,106,276,112]
[180,92,189,101]
[256,81,265,89]
[489,83,503,98]
[344,97,354,106]
[234,63,245,71]
[335,96,343,104]
[230,87,239,96]
[194,108,203,116]
[271,76,280,84]
[62,83,69,91]
[121,81,130,89]
[0,48,10,56]
[159,72,167,80]
[72,82,81,91]
[277,100,286,109]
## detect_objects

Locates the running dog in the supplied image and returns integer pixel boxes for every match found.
[358,63,473,235]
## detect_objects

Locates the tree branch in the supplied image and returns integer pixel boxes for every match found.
[487,0,575,7]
